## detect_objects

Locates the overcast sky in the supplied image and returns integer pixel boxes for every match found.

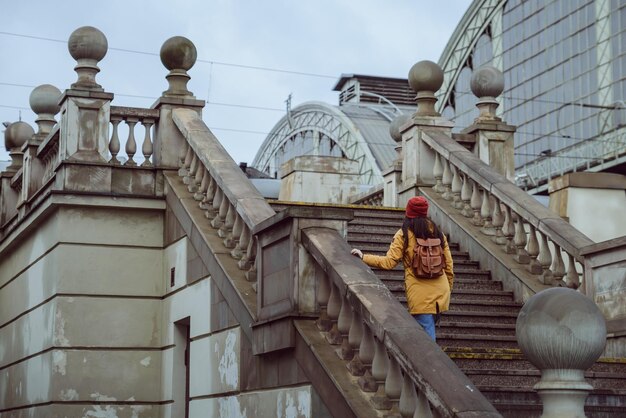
[0,0,473,165]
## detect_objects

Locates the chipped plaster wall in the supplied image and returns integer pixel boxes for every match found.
[0,203,164,417]
[189,385,317,418]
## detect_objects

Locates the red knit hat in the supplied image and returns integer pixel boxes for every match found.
[406,196,429,218]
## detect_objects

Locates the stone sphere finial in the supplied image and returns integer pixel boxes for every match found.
[68,26,108,91]
[470,65,504,99]
[4,121,35,172]
[516,287,606,370]
[160,36,197,97]
[516,287,606,416]
[389,113,411,142]
[407,60,443,116]
[29,84,62,139]
[470,65,504,122]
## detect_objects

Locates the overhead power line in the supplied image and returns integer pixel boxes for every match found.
[0,30,336,79]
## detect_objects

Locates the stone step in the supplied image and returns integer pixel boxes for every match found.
[437,333,520,350]
[369,266,490,281]
[437,321,517,337]
[438,310,519,325]
[395,289,514,304]
[383,280,507,296]
[447,299,523,314]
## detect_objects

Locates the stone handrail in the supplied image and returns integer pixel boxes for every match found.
[171,107,276,282]
[350,184,384,206]
[301,227,501,418]
[421,127,595,289]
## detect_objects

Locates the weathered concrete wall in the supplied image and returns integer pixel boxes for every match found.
[189,385,321,418]
[549,172,626,242]
[279,156,361,204]
[0,201,164,417]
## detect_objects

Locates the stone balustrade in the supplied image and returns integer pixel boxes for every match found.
[109,106,159,166]
[301,226,501,418]
[350,185,384,206]
[172,107,275,283]
[421,124,593,290]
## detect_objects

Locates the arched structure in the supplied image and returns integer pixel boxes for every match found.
[437,0,626,192]
[252,75,415,186]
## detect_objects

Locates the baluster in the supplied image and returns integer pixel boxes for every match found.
[109,117,121,164]
[238,232,255,270]
[211,189,228,228]
[195,169,208,202]
[450,165,462,209]
[370,338,390,408]
[337,300,354,360]
[399,373,417,418]
[537,232,554,285]
[432,153,443,193]
[414,388,434,418]
[218,203,235,238]
[325,282,341,345]
[480,190,495,235]
[329,294,350,347]
[460,174,473,217]
[357,326,378,390]
[190,159,203,196]
[203,176,218,218]
[441,159,452,200]
[349,317,372,376]
[186,155,198,189]
[565,254,580,289]
[551,244,566,285]
[513,213,530,264]
[470,181,483,226]
[245,246,258,282]
[344,308,362,364]
[224,214,242,249]
[124,118,137,166]
[502,205,516,254]
[384,356,402,412]
[527,224,542,274]
[492,198,505,245]
[232,223,250,260]
[178,143,191,176]
[140,118,154,166]
[316,272,332,332]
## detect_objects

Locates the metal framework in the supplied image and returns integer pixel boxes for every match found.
[251,101,383,185]
[437,0,626,192]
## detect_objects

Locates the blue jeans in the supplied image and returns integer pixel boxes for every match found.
[413,314,436,342]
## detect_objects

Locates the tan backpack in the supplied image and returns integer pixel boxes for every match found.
[412,237,444,278]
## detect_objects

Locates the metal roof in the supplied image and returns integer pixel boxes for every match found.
[338,104,402,172]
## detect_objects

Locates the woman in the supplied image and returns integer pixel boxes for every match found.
[351,196,454,341]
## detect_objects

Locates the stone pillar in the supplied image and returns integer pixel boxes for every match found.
[399,60,453,205]
[59,26,113,163]
[461,65,516,181]
[382,113,409,207]
[279,156,361,204]
[22,84,62,201]
[516,287,607,418]
[152,36,205,169]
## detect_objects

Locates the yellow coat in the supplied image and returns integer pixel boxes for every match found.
[363,229,454,315]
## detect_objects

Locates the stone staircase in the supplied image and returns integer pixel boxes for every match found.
[347,206,626,418]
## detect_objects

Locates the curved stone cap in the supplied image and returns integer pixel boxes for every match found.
[516,287,606,370]
[29,84,62,115]
[389,113,411,142]
[160,36,197,71]
[68,26,108,62]
[470,65,504,98]
[408,60,444,93]
[4,121,35,149]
